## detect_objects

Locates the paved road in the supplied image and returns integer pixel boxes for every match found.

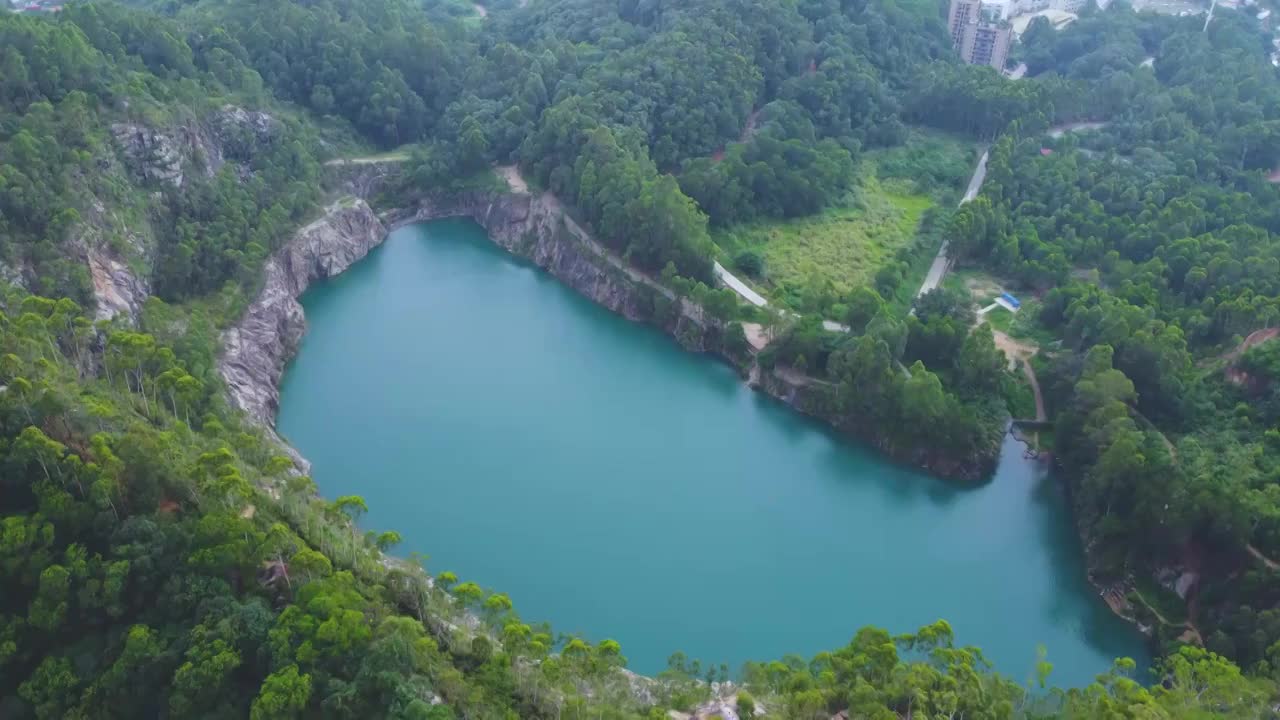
[715,145,995,320]
[961,149,989,204]
[711,263,847,332]
[713,262,768,307]
[914,149,989,300]
[911,120,1109,300]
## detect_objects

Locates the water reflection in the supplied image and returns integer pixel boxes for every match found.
[279,220,1150,687]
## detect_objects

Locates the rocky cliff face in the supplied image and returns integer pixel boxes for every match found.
[385,192,709,343]
[110,104,276,189]
[87,250,150,322]
[84,106,280,321]
[224,176,1000,482]
[221,186,719,452]
[220,198,386,432]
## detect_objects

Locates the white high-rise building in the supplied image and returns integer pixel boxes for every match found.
[949,0,1014,70]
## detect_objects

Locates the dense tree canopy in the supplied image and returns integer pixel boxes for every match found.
[6,0,1280,715]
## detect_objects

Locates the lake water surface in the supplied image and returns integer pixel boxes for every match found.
[277,220,1149,687]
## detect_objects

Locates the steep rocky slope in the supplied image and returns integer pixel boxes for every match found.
[218,183,718,440]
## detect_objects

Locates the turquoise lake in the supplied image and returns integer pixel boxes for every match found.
[276,219,1149,687]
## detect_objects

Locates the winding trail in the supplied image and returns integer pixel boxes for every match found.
[496,164,528,194]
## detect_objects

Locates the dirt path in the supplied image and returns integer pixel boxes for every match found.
[1128,407,1178,462]
[992,330,1045,422]
[774,365,832,387]
[739,109,762,144]
[992,329,1038,366]
[497,165,528,194]
[1221,327,1279,364]
[324,152,411,166]
[1130,587,1202,645]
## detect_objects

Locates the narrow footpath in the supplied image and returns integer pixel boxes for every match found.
[324,152,411,166]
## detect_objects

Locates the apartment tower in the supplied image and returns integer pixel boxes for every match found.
[948,0,1012,71]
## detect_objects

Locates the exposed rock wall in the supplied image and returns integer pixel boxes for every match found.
[384,192,710,346]
[87,250,150,322]
[219,188,716,456]
[85,105,281,321]
[220,198,386,430]
[110,105,277,190]
[221,181,1000,482]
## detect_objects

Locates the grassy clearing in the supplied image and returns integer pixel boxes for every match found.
[864,128,977,201]
[709,128,976,311]
[984,306,1015,333]
[950,268,1061,345]
[712,175,932,307]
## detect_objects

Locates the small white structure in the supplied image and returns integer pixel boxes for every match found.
[995,292,1022,313]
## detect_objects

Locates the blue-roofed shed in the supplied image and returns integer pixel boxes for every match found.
[996,293,1021,312]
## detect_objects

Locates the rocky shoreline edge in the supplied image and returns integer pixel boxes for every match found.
[217,176,997,482]
[209,171,1147,689]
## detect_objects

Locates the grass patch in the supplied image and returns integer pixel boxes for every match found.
[453,167,507,193]
[984,306,1015,333]
[1035,427,1056,451]
[864,128,977,201]
[711,174,932,309]
[1005,301,1063,348]
[1004,370,1038,419]
[708,127,976,314]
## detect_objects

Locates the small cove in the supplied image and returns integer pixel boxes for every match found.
[276,219,1150,687]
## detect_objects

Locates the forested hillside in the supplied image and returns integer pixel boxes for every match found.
[945,4,1280,673]
[4,0,1280,717]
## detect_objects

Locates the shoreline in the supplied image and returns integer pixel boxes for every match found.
[219,167,1000,482]
[212,171,1151,683]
